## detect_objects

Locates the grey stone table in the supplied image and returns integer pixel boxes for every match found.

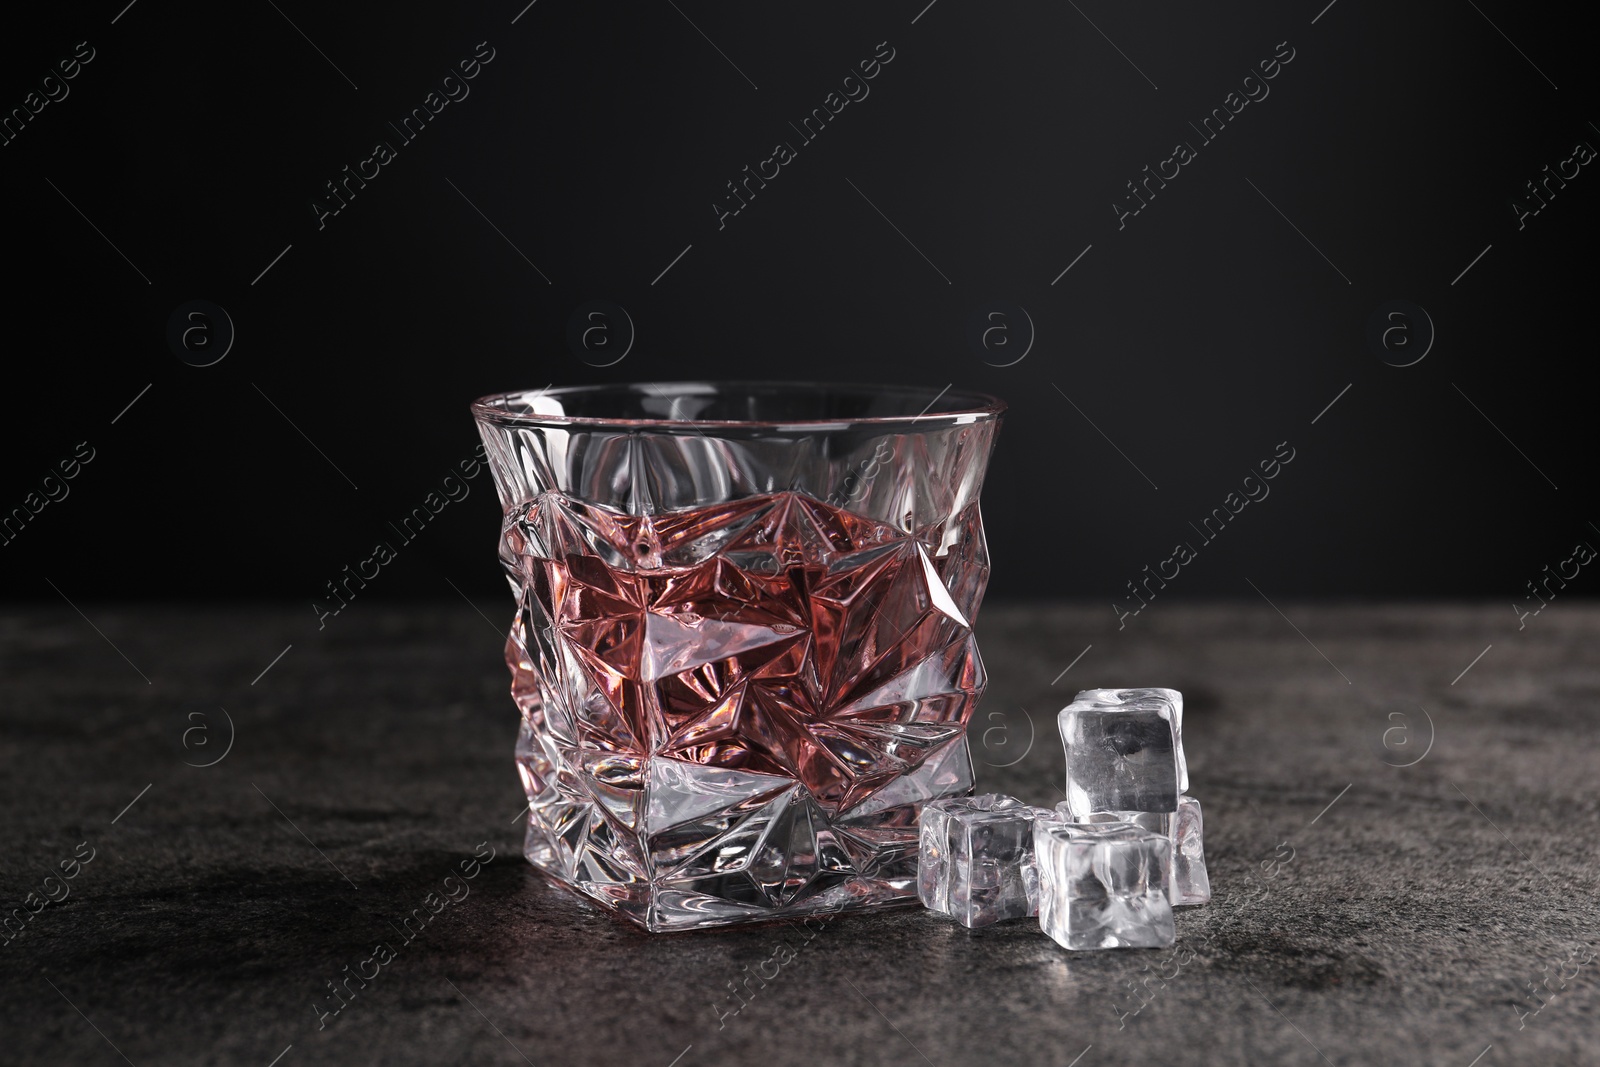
[1,603,1595,1066]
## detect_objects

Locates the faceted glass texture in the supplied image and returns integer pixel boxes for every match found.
[1057,691,1181,816]
[918,794,1047,928]
[1035,820,1174,950]
[474,383,1005,931]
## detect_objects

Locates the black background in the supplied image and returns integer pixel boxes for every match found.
[3,0,1594,612]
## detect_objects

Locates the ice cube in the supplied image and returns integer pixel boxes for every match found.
[1054,806,1175,901]
[1054,801,1210,906]
[918,794,1048,928]
[1057,692,1180,815]
[1056,808,1173,834]
[1173,795,1210,906]
[1034,819,1174,950]
[1072,688,1187,794]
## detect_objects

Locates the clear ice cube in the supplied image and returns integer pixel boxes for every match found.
[1035,819,1174,950]
[1054,801,1210,906]
[1054,805,1175,901]
[918,794,1047,928]
[1173,795,1210,906]
[1072,688,1187,794]
[1057,691,1181,815]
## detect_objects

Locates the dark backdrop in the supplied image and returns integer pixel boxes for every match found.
[2,0,1594,612]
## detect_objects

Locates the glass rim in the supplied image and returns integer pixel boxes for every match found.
[470,381,1006,430]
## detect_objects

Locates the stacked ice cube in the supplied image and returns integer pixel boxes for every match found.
[917,687,1209,950]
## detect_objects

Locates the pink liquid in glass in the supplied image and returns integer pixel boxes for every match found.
[504,490,988,928]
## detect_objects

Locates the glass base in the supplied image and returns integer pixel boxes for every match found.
[518,728,975,932]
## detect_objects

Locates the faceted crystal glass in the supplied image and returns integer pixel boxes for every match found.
[472,382,1005,931]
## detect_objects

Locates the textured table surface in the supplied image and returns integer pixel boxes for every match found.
[1,602,1595,1067]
